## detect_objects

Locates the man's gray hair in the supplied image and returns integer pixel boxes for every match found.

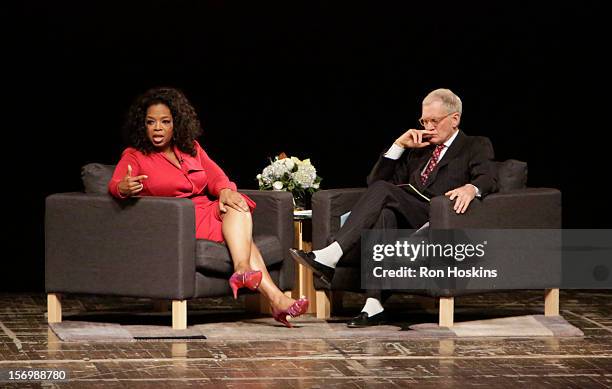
[422,88,462,115]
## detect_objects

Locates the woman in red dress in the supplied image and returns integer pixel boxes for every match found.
[108,87,307,327]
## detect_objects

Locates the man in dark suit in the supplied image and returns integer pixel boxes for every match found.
[291,88,497,327]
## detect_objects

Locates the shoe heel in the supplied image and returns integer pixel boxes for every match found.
[228,273,244,300]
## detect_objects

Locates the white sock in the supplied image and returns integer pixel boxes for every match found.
[361,298,384,317]
[312,241,343,268]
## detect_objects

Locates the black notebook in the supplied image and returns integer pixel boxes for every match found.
[396,183,431,202]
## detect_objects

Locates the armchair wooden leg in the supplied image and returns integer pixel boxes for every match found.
[172,300,187,330]
[439,297,454,327]
[545,288,559,316]
[316,290,332,319]
[47,293,62,324]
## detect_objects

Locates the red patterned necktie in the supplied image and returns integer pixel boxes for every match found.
[420,144,446,185]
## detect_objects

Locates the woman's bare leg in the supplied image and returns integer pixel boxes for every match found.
[221,207,253,274]
[222,207,298,311]
[248,242,295,311]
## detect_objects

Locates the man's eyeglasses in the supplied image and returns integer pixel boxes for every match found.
[418,112,456,128]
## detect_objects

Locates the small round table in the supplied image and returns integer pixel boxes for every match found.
[292,209,317,313]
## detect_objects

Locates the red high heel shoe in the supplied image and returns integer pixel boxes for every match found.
[272,297,309,328]
[229,270,263,299]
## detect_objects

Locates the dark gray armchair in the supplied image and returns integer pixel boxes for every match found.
[311,160,562,326]
[45,163,295,329]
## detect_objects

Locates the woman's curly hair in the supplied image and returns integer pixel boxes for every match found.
[124,87,203,156]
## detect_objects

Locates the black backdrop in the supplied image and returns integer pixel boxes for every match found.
[4,1,609,291]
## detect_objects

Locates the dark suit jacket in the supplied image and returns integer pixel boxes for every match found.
[367,130,497,199]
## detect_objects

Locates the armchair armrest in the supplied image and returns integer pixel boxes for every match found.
[430,188,562,229]
[45,193,196,299]
[312,188,366,249]
[428,188,563,292]
[239,190,295,290]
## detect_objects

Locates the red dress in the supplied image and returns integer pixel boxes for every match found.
[108,141,256,242]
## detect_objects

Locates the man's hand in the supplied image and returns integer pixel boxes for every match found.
[219,188,250,213]
[118,164,148,197]
[395,129,435,149]
[445,184,478,214]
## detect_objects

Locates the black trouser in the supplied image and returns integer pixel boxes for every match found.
[334,181,430,304]
[335,181,430,254]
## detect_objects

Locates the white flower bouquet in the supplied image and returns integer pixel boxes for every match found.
[257,152,322,209]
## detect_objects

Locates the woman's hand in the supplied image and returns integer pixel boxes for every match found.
[118,164,148,197]
[219,188,250,213]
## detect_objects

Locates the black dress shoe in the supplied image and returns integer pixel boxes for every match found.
[346,311,387,328]
[289,248,335,286]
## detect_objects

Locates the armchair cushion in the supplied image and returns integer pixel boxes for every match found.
[195,235,283,274]
[82,163,115,194]
[496,159,527,192]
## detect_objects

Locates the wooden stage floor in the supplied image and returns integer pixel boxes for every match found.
[0,290,610,388]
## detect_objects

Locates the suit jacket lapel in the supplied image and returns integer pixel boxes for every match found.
[424,130,466,188]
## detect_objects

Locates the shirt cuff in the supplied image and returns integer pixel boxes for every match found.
[384,143,405,160]
[468,184,481,197]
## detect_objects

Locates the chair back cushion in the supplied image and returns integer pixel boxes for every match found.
[81,163,116,194]
[496,159,527,192]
